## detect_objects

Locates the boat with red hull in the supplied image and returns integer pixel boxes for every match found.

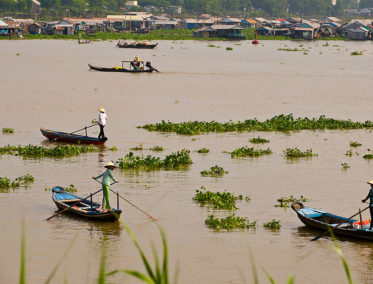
[40,127,107,145]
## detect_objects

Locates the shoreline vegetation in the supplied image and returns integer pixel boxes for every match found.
[1,29,347,41]
[139,114,373,135]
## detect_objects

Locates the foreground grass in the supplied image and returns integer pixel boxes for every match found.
[138,114,373,135]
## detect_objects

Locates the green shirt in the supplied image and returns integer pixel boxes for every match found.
[96,168,117,186]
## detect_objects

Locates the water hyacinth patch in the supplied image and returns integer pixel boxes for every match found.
[0,144,98,158]
[2,128,14,134]
[108,146,118,151]
[0,174,35,192]
[230,147,272,158]
[249,137,269,144]
[275,195,309,208]
[205,214,256,231]
[349,141,362,147]
[117,149,192,170]
[150,146,164,151]
[263,219,281,230]
[200,165,228,177]
[341,163,350,170]
[138,114,373,135]
[193,186,244,210]
[283,148,317,158]
[197,148,210,153]
[130,144,144,151]
[363,149,373,159]
[351,51,363,56]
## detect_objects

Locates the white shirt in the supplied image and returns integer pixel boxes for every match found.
[99,112,107,126]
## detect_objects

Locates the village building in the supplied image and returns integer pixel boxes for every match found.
[27,23,42,34]
[193,24,244,40]
[347,26,371,40]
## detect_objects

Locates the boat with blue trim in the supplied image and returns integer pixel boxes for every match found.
[52,186,121,222]
[291,202,373,241]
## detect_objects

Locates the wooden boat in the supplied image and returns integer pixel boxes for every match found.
[40,127,107,145]
[52,186,121,222]
[78,38,91,44]
[88,60,158,73]
[116,40,158,49]
[291,202,373,241]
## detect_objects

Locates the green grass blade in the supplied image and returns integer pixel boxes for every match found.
[44,234,78,284]
[97,236,108,284]
[160,228,169,284]
[124,270,155,284]
[150,242,161,281]
[262,268,276,284]
[19,218,26,284]
[248,248,258,284]
[287,274,294,284]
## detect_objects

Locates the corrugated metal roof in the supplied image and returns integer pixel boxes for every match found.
[107,15,144,21]
[209,24,242,30]
[0,19,8,27]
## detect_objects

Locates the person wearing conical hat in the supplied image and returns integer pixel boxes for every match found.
[93,161,118,212]
[97,107,107,140]
[362,180,373,230]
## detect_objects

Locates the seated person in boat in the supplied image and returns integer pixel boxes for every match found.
[98,107,107,140]
[131,55,140,71]
[92,161,118,212]
[362,180,373,230]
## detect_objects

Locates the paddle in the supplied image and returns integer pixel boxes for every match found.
[93,179,158,221]
[50,124,97,142]
[46,181,116,221]
[311,205,370,241]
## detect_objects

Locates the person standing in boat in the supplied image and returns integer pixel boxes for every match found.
[362,180,373,230]
[131,55,140,71]
[97,107,107,140]
[93,161,118,212]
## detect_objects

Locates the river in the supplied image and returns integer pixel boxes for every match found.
[1,39,373,283]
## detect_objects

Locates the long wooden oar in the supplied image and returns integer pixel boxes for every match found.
[51,124,97,142]
[311,205,370,241]
[109,188,158,222]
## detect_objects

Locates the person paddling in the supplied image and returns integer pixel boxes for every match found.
[97,107,107,140]
[362,180,373,230]
[93,161,118,212]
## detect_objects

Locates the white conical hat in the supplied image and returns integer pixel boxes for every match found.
[98,107,106,112]
[105,161,116,168]
[367,180,373,184]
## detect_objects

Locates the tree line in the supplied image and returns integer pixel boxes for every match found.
[0,0,368,17]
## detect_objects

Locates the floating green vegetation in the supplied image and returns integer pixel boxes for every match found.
[2,128,14,134]
[284,148,317,158]
[65,184,78,193]
[150,146,164,151]
[193,186,245,210]
[323,42,329,46]
[345,150,353,156]
[200,165,228,177]
[108,146,118,151]
[117,149,192,170]
[226,47,233,50]
[197,148,210,153]
[351,51,363,56]
[341,163,350,170]
[130,144,144,151]
[207,43,220,48]
[249,137,269,144]
[275,195,308,208]
[205,214,256,231]
[350,141,362,147]
[278,48,307,52]
[363,149,373,159]
[230,147,272,158]
[263,219,281,230]
[138,114,373,135]
[0,144,98,158]
[0,174,35,192]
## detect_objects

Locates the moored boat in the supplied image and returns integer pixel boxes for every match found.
[52,186,121,222]
[40,127,107,145]
[291,202,373,241]
[88,60,158,73]
[116,40,158,49]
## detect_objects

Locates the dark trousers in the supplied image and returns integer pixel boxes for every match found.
[370,207,373,229]
[98,125,105,140]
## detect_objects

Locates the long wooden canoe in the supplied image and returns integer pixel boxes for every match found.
[40,128,107,145]
[291,202,373,241]
[52,186,121,222]
[116,42,158,49]
[88,63,156,73]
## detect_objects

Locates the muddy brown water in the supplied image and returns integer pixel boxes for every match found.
[1,39,373,283]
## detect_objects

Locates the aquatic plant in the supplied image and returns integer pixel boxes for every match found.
[117,149,192,170]
[351,51,363,56]
[275,195,308,208]
[65,184,78,193]
[345,150,353,156]
[249,137,269,144]
[226,47,233,50]
[231,147,272,158]
[0,144,98,158]
[108,146,118,151]
[341,163,350,170]
[278,48,307,52]
[323,42,329,46]
[197,148,210,153]
[205,214,256,231]
[263,219,281,230]
[2,128,14,134]
[349,141,362,147]
[138,114,373,135]
[150,146,164,151]
[0,174,35,192]
[363,149,373,159]
[200,165,228,177]
[130,144,144,151]
[193,186,243,210]
[283,148,317,158]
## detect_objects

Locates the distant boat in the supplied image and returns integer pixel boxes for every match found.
[116,40,158,49]
[40,128,107,145]
[292,202,373,241]
[52,186,121,222]
[88,60,159,73]
[78,38,91,44]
